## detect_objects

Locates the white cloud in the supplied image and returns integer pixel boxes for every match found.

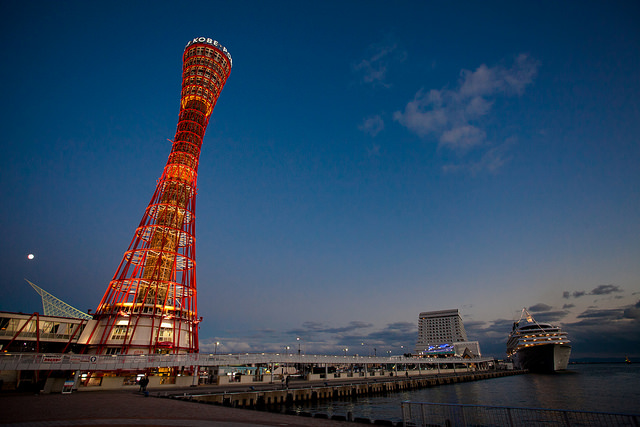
[367,143,381,157]
[504,54,540,95]
[442,137,515,175]
[353,40,406,88]
[394,54,539,171]
[200,337,253,354]
[199,320,416,355]
[392,89,448,137]
[359,115,384,137]
[472,140,513,173]
[466,96,493,118]
[439,125,486,152]
[459,54,538,97]
[459,64,503,98]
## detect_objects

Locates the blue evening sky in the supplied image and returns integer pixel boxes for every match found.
[1,1,639,359]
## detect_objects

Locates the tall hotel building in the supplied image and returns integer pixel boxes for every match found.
[415,309,480,357]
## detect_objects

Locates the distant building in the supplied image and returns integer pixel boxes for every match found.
[414,309,481,357]
[453,341,482,358]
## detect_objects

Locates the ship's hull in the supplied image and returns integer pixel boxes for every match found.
[512,343,571,373]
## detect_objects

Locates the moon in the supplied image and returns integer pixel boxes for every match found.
[27,254,35,260]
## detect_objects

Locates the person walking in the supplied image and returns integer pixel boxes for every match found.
[139,375,149,393]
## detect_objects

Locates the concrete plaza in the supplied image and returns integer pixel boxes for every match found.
[0,390,348,426]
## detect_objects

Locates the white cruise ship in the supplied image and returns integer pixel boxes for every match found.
[506,308,571,373]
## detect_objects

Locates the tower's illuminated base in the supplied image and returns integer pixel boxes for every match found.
[79,317,195,354]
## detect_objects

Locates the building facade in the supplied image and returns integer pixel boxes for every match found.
[415,309,471,356]
[0,311,88,354]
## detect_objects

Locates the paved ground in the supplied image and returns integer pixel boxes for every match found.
[0,390,350,427]
[0,371,506,426]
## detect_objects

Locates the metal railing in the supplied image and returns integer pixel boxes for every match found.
[0,352,495,372]
[402,401,640,427]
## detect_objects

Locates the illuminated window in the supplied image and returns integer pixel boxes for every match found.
[111,326,129,340]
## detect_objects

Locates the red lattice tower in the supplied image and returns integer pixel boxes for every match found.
[84,37,231,355]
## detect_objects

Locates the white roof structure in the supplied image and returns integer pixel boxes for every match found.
[26,279,92,320]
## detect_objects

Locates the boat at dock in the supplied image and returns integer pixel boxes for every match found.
[506,308,571,373]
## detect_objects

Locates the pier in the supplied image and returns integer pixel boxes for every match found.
[171,370,523,409]
[0,351,502,393]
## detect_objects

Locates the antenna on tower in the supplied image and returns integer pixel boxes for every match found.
[25,279,93,320]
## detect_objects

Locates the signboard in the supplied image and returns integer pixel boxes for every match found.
[70,356,85,364]
[185,36,232,66]
[62,380,75,394]
[424,344,455,354]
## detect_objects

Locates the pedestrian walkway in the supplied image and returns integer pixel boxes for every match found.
[0,390,348,426]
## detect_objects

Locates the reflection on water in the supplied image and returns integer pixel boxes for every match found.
[293,364,640,422]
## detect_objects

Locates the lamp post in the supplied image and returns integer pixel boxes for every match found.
[214,341,220,355]
[284,346,290,376]
[343,348,348,357]
[297,337,301,355]
[361,342,368,356]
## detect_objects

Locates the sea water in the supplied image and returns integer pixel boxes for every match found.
[292,363,640,422]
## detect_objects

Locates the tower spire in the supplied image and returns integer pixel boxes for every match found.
[84,37,232,355]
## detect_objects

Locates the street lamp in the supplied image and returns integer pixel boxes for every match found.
[214,341,220,355]
[297,337,301,355]
[343,348,348,357]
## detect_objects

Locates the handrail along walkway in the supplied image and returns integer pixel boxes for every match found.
[0,352,495,372]
[401,401,640,427]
